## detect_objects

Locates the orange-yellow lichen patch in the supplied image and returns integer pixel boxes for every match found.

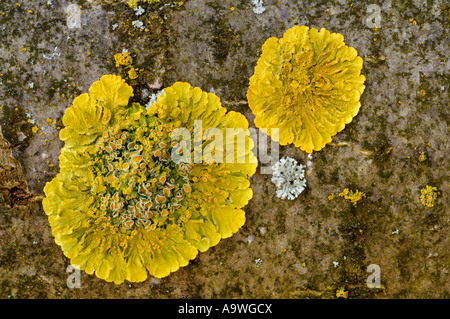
[114,51,133,67]
[128,67,139,80]
[336,287,348,298]
[420,185,438,207]
[247,25,366,153]
[338,188,366,204]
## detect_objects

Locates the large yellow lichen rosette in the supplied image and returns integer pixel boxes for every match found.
[43,75,257,284]
[247,25,366,153]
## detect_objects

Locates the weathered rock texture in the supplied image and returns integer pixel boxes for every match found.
[0,0,448,298]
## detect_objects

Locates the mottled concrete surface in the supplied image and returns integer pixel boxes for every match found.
[0,0,448,298]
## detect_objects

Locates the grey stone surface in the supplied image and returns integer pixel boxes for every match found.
[0,0,448,298]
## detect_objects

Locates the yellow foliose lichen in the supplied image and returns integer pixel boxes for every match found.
[43,75,257,284]
[247,25,366,153]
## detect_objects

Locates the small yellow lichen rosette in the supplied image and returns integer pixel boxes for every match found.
[43,75,257,284]
[247,25,366,153]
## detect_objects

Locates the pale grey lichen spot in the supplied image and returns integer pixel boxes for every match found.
[132,20,145,30]
[134,6,145,16]
[271,156,307,200]
[251,0,267,14]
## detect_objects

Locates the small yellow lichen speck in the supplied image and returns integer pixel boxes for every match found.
[336,287,348,299]
[418,151,426,162]
[127,0,138,9]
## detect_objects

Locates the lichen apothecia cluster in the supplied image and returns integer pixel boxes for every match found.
[92,125,193,233]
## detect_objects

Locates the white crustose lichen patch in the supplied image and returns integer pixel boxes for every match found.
[134,6,145,16]
[271,156,307,200]
[131,20,144,30]
[251,0,266,14]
